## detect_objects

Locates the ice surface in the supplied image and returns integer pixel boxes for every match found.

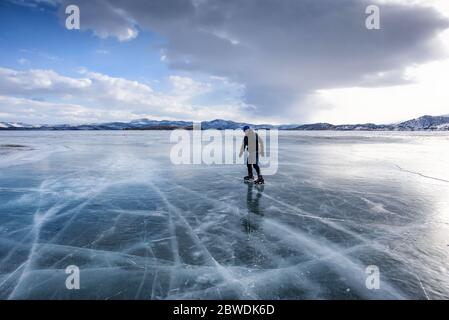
[1,131,449,299]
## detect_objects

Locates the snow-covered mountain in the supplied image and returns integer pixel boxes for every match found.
[394,115,449,130]
[201,119,273,130]
[287,123,392,131]
[201,119,243,130]
[0,122,39,129]
[1,115,449,131]
[282,115,449,131]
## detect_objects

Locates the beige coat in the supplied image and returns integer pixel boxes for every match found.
[239,128,264,164]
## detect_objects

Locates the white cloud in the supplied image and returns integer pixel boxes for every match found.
[95,49,110,55]
[169,75,211,98]
[0,67,91,93]
[19,49,60,61]
[7,0,449,124]
[0,95,99,124]
[56,1,139,42]
[0,67,250,124]
[310,57,449,124]
[49,0,449,123]
[305,26,449,125]
[17,58,30,65]
[379,0,449,16]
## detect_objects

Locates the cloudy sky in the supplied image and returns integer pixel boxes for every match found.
[1,0,449,125]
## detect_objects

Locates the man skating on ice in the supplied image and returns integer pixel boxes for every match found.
[239,125,265,184]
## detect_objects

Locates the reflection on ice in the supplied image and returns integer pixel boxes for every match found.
[0,131,449,299]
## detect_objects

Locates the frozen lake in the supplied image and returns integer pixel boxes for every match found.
[0,131,449,299]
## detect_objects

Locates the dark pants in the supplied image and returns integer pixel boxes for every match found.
[247,163,261,177]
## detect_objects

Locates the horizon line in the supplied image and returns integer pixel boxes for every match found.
[1,113,449,127]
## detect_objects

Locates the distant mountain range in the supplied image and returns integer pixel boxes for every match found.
[1,115,449,131]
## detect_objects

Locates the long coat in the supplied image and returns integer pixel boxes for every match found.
[239,128,264,164]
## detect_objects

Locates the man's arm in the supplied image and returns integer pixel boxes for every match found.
[258,134,265,157]
[239,137,245,157]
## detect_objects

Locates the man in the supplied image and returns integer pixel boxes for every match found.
[239,125,265,184]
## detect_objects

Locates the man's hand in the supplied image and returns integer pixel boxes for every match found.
[239,150,243,158]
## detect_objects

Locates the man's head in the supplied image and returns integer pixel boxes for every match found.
[242,125,250,132]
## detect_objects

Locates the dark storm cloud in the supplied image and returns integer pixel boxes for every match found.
[57,0,449,120]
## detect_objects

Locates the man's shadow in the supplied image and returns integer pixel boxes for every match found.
[241,182,265,237]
